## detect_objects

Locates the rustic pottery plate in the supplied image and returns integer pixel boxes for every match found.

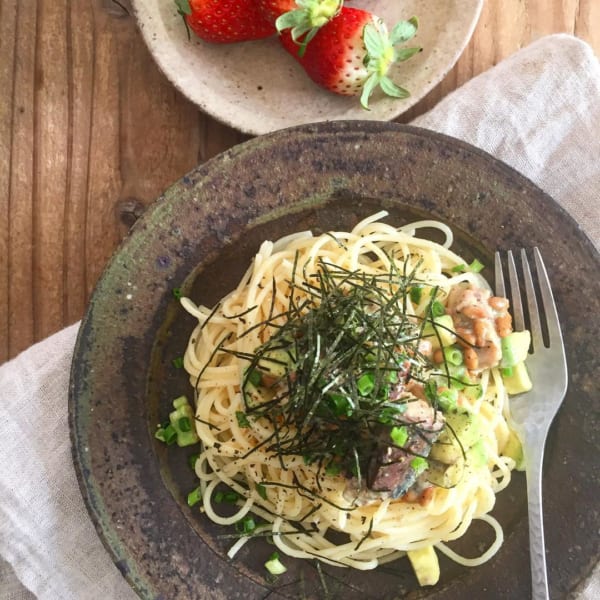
[130,0,483,135]
[69,122,599,599]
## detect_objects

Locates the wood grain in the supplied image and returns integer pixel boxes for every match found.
[0,0,599,364]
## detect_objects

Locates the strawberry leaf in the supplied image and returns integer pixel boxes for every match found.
[363,22,387,60]
[174,0,191,16]
[379,77,410,99]
[395,47,422,62]
[390,18,418,45]
[360,73,381,110]
[277,0,343,56]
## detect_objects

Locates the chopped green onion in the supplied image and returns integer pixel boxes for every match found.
[326,393,353,417]
[443,346,463,366]
[172,356,184,369]
[410,456,429,475]
[236,516,256,535]
[377,404,406,424]
[409,285,423,304]
[172,287,183,299]
[390,425,408,447]
[188,453,200,470]
[187,486,202,507]
[236,411,251,428]
[214,490,240,504]
[469,258,485,273]
[448,365,467,390]
[357,372,375,396]
[265,551,287,576]
[501,366,514,377]
[155,423,178,445]
[246,368,262,387]
[451,264,467,273]
[173,396,188,410]
[386,370,399,384]
[256,484,268,500]
[431,300,445,317]
[303,454,315,465]
[437,388,458,412]
[178,416,191,432]
[168,396,199,446]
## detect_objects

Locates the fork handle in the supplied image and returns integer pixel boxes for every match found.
[524,438,550,600]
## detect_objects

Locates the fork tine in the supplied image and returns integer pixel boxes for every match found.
[533,247,564,347]
[521,249,544,351]
[494,252,506,297]
[507,250,525,331]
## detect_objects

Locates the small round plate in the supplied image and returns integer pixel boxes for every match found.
[131,0,483,135]
[70,122,599,599]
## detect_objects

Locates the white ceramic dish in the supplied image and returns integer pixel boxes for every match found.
[132,0,484,135]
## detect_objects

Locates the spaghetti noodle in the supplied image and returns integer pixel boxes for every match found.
[180,212,525,583]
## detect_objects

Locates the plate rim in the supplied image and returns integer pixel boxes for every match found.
[69,121,600,599]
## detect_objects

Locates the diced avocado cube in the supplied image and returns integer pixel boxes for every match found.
[430,410,482,464]
[503,361,533,395]
[429,440,463,465]
[423,314,457,349]
[427,461,463,487]
[466,439,488,468]
[407,546,440,586]
[502,430,525,471]
[257,347,294,379]
[500,331,531,368]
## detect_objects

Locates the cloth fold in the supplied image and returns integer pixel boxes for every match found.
[1,34,598,599]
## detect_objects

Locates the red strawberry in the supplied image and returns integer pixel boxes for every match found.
[257,0,298,24]
[259,0,343,50]
[281,8,421,108]
[176,0,276,44]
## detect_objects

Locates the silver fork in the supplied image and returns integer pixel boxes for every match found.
[494,248,568,600]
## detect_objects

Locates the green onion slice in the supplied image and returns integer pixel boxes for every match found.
[469,258,485,273]
[431,300,445,317]
[390,425,408,447]
[443,346,463,366]
[410,456,429,475]
[236,516,256,535]
[265,551,287,575]
[236,411,251,428]
[187,486,202,507]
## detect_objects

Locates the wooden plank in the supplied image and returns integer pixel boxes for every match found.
[7,0,36,358]
[116,18,202,214]
[83,6,124,298]
[62,0,95,325]
[33,0,70,342]
[0,0,17,363]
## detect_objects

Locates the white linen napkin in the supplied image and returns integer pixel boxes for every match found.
[1,33,598,600]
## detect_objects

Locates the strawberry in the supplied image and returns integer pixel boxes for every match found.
[257,0,298,24]
[280,8,421,108]
[175,0,276,44]
[258,0,342,51]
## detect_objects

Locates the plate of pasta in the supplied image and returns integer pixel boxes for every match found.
[69,121,600,599]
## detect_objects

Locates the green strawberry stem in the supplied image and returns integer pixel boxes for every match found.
[276,0,343,56]
[360,16,421,110]
[174,0,192,40]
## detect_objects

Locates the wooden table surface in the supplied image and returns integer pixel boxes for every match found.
[1,0,599,364]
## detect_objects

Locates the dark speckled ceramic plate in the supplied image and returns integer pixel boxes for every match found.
[69,122,599,600]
